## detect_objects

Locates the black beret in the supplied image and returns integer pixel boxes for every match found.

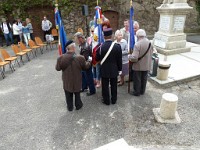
[103,28,112,37]
[65,40,74,49]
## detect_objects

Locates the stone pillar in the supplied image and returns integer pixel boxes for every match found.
[153,93,181,124]
[153,0,193,55]
[156,61,171,80]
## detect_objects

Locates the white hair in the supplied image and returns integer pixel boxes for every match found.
[115,30,123,37]
[67,43,76,50]
[136,29,146,37]
[134,21,139,27]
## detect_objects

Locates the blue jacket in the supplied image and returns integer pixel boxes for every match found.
[22,26,30,34]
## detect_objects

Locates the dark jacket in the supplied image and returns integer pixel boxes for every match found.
[96,40,122,78]
[56,51,91,92]
[79,42,91,61]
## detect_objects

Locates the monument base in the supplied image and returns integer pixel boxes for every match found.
[155,46,191,55]
[153,108,181,124]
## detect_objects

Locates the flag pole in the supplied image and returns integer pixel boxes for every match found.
[128,0,133,93]
[55,0,59,30]
[55,0,61,55]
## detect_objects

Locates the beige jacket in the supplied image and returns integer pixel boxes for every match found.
[129,38,153,71]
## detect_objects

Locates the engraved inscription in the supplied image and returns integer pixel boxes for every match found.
[159,16,170,32]
[173,16,185,31]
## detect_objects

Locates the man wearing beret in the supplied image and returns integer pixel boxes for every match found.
[96,28,122,105]
[55,40,91,111]
[74,32,96,96]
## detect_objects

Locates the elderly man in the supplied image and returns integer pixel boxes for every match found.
[134,21,140,42]
[128,29,153,96]
[96,28,122,105]
[74,32,96,96]
[55,40,91,111]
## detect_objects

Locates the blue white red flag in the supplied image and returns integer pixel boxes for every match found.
[129,4,135,51]
[55,8,67,55]
[95,6,104,44]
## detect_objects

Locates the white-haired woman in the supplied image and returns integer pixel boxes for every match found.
[128,29,153,96]
[115,30,129,86]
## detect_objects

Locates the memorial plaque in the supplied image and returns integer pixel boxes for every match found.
[154,39,166,49]
[154,34,168,48]
[159,16,170,32]
[173,16,185,31]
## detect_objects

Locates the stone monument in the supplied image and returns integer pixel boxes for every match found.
[153,0,193,55]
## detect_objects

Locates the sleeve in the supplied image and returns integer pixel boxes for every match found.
[9,24,12,29]
[55,57,62,71]
[122,40,128,56]
[116,44,122,71]
[27,23,33,30]
[78,56,91,70]
[49,20,52,28]
[13,24,20,31]
[87,44,92,57]
[128,43,140,62]
[95,45,101,62]
[42,21,44,31]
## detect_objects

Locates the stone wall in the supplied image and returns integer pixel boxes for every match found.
[117,0,199,35]
[62,0,199,39]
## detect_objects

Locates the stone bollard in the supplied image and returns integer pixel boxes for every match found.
[156,61,171,81]
[153,93,181,124]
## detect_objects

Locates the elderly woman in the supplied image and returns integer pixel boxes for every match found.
[128,29,153,96]
[115,30,129,86]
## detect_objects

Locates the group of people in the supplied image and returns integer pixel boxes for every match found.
[0,18,33,47]
[56,18,154,111]
[0,15,52,47]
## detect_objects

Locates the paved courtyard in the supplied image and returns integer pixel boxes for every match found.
[0,44,200,150]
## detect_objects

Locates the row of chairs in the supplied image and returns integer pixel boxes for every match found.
[0,37,57,79]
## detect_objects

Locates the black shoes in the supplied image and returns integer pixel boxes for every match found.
[86,92,95,96]
[130,91,140,96]
[76,104,83,110]
[68,104,83,111]
[101,98,116,105]
[67,107,73,111]
[81,88,88,92]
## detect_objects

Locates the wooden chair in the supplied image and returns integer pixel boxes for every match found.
[19,42,34,58]
[0,58,9,78]
[11,45,29,64]
[51,28,58,37]
[35,37,47,51]
[28,40,42,56]
[1,49,19,72]
[51,28,59,48]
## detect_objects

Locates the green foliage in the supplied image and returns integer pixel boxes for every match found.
[0,0,54,18]
[0,0,122,18]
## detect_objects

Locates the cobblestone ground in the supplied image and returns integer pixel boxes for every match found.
[0,46,200,150]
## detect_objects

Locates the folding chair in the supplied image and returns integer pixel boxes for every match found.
[0,58,9,78]
[51,29,59,48]
[28,40,42,56]
[51,28,58,40]
[19,42,34,58]
[1,49,19,72]
[35,37,47,51]
[11,45,29,64]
